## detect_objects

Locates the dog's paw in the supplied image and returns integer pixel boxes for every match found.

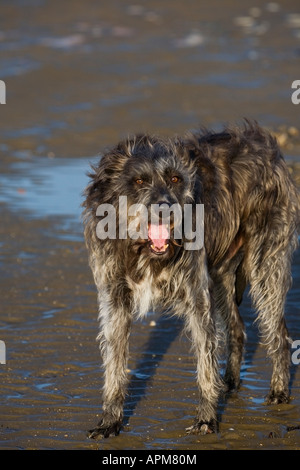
[186,419,217,435]
[87,420,122,439]
[266,390,290,405]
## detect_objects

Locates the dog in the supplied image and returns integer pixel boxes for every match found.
[83,121,299,438]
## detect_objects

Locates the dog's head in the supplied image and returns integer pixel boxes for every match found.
[84,135,197,260]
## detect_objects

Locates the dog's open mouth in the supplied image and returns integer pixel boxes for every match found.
[148,223,170,255]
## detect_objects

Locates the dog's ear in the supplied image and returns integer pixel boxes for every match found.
[92,135,140,181]
[98,134,152,178]
[83,135,146,209]
[172,136,194,165]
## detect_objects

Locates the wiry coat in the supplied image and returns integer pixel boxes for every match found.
[83,121,299,438]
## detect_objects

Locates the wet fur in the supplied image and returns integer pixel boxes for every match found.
[83,121,299,438]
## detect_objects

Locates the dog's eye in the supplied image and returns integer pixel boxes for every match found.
[135,178,144,185]
[171,176,180,183]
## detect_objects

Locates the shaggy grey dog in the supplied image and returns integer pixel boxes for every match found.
[83,121,299,438]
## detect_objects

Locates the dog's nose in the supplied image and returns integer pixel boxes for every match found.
[157,200,171,206]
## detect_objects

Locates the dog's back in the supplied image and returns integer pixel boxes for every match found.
[184,121,299,268]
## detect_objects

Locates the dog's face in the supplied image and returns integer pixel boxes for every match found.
[88,136,196,261]
[122,146,192,259]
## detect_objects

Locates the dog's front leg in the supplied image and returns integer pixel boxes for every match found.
[184,287,222,435]
[88,292,132,439]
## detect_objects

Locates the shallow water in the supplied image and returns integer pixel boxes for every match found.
[0,0,300,451]
[0,156,94,238]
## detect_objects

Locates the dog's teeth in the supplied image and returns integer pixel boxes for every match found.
[150,243,169,253]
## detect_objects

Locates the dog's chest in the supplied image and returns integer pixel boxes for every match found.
[127,269,164,318]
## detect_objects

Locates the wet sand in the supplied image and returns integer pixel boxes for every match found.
[0,203,299,450]
[0,0,300,450]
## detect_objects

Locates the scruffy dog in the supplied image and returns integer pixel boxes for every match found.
[83,121,299,438]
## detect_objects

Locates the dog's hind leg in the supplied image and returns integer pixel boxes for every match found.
[247,239,297,405]
[88,288,132,439]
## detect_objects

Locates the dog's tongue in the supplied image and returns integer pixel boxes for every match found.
[148,224,169,249]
